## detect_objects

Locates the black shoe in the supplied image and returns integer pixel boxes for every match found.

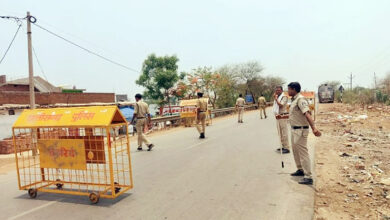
[147,144,154,151]
[137,147,143,151]
[282,148,290,154]
[299,178,313,185]
[291,169,304,176]
[200,133,205,139]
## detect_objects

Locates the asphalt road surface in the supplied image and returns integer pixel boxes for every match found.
[0,109,314,220]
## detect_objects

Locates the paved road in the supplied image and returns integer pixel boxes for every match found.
[0,109,314,220]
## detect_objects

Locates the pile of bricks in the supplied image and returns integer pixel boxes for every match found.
[0,129,69,154]
[0,138,14,154]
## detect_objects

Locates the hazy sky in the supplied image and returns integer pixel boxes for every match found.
[1,0,390,100]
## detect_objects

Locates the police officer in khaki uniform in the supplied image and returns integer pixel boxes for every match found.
[287,82,321,185]
[195,92,208,139]
[258,94,267,119]
[236,94,246,123]
[273,86,290,154]
[131,94,154,151]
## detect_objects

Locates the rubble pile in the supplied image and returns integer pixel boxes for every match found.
[314,104,390,219]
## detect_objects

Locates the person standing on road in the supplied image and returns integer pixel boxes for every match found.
[287,82,321,185]
[131,94,154,151]
[236,94,246,123]
[195,92,208,139]
[258,94,267,119]
[273,86,290,154]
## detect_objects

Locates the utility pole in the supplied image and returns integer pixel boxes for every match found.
[374,72,377,89]
[27,11,35,109]
[348,72,355,90]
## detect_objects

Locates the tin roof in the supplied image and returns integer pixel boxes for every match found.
[2,76,61,93]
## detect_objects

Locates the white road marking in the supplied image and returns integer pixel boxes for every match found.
[8,199,62,220]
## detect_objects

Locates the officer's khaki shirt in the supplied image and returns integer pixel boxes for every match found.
[134,100,150,118]
[289,93,310,126]
[258,96,266,106]
[236,98,246,107]
[278,96,288,114]
[196,98,208,112]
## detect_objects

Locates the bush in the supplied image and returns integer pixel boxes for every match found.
[343,88,375,105]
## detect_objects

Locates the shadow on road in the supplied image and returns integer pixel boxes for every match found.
[14,192,132,207]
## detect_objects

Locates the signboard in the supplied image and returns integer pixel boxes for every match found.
[179,98,209,106]
[13,106,126,128]
[245,95,254,103]
[160,105,181,116]
[180,112,196,118]
[38,139,87,170]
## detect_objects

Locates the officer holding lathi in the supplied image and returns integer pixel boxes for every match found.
[286,82,321,185]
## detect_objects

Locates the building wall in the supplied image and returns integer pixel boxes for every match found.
[0,75,6,84]
[0,84,35,92]
[0,91,115,105]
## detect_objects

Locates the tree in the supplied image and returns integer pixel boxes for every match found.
[136,54,179,107]
[263,76,285,101]
[214,72,237,108]
[214,66,240,108]
[235,61,264,98]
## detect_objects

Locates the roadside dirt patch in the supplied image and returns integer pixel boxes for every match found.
[0,155,15,175]
[314,103,390,219]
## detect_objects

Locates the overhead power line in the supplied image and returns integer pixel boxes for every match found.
[0,23,22,65]
[32,46,49,82]
[32,23,140,73]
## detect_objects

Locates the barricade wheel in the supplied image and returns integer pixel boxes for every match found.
[89,192,100,204]
[28,188,37,198]
[56,179,64,189]
[114,182,121,194]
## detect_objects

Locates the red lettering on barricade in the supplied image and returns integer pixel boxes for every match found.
[71,112,96,122]
[27,113,63,123]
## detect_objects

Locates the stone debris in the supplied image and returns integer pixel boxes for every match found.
[315,104,390,220]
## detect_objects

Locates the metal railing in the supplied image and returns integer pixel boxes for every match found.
[150,103,272,126]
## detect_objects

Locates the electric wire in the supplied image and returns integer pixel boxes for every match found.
[32,23,140,73]
[0,23,22,65]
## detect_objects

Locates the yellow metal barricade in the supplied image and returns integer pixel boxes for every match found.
[179,98,212,126]
[12,106,133,204]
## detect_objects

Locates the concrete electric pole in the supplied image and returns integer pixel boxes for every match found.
[348,73,355,90]
[27,11,35,109]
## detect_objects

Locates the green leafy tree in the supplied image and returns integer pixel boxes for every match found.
[136,54,179,107]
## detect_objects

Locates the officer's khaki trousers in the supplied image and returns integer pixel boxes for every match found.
[196,112,206,134]
[277,119,289,149]
[259,106,267,118]
[291,128,312,178]
[238,107,244,121]
[136,118,151,147]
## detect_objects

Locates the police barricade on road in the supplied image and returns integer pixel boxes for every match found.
[12,106,133,204]
[179,98,212,127]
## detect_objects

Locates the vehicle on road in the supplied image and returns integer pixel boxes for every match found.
[318,84,335,103]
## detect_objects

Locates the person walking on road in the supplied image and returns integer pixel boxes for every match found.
[287,82,321,185]
[258,94,267,119]
[195,92,208,139]
[236,94,246,123]
[131,94,154,151]
[273,86,290,154]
